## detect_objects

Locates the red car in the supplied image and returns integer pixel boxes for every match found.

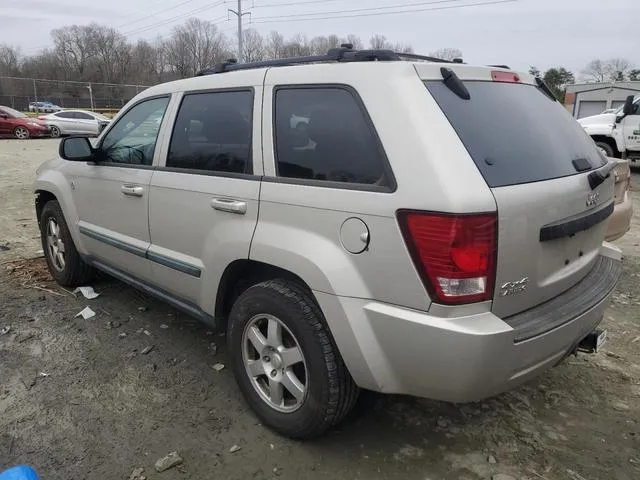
[0,106,51,139]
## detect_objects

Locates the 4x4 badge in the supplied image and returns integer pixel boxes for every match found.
[500,277,529,297]
[586,192,599,208]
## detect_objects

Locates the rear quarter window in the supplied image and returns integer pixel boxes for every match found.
[426,81,604,187]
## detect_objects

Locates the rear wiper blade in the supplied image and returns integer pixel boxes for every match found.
[587,159,616,190]
[535,77,557,102]
[440,67,470,100]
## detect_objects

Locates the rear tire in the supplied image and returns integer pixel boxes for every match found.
[228,279,359,439]
[40,200,93,287]
[13,126,29,140]
[50,126,61,138]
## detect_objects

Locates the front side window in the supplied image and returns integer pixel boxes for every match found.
[167,90,253,174]
[74,112,94,120]
[274,87,389,187]
[100,97,169,166]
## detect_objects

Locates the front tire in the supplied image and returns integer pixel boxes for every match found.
[13,126,29,140]
[40,200,93,286]
[50,126,61,138]
[595,141,615,158]
[228,279,359,439]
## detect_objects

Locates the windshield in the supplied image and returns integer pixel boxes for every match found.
[425,81,605,188]
[1,106,26,118]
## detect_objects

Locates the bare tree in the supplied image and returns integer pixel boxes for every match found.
[0,45,21,75]
[581,58,634,83]
[604,58,633,81]
[89,24,131,83]
[345,34,363,50]
[282,34,311,57]
[51,25,96,79]
[429,48,463,61]
[369,34,412,53]
[369,34,388,49]
[266,31,286,59]
[242,29,266,63]
[166,18,229,77]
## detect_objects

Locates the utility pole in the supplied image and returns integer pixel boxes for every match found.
[33,79,37,102]
[87,84,94,111]
[228,0,250,62]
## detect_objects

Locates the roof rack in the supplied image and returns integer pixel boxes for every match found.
[196,44,455,76]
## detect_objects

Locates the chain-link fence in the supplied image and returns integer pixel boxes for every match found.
[0,76,150,112]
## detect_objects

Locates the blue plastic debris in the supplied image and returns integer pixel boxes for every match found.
[0,466,40,480]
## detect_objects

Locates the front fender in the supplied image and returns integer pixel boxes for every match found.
[34,167,86,255]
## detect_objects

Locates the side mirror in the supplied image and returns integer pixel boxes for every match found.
[623,95,637,115]
[59,136,94,161]
[0,113,8,119]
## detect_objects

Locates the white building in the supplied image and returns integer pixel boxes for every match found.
[565,81,640,118]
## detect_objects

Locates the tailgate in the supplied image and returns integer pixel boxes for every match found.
[425,75,613,317]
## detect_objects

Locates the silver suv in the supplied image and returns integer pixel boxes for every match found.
[35,47,622,439]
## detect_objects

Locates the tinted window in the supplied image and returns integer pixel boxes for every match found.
[56,112,75,119]
[274,87,389,186]
[74,112,94,120]
[167,90,253,174]
[425,81,605,187]
[100,97,169,166]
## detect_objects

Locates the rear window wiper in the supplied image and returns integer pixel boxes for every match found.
[535,77,557,102]
[587,159,616,190]
[440,67,470,100]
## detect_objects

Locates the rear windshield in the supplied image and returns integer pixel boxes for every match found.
[425,81,605,187]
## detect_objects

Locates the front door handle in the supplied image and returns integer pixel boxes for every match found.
[211,198,247,214]
[121,185,144,197]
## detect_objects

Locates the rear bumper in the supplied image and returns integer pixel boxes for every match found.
[605,192,633,241]
[317,254,621,403]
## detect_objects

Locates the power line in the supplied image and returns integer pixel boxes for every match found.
[252,0,345,8]
[253,0,473,20]
[122,1,227,36]
[250,0,517,24]
[115,0,206,29]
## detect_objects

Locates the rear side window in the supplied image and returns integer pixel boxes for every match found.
[426,81,605,187]
[274,87,390,187]
[56,112,75,119]
[167,90,253,175]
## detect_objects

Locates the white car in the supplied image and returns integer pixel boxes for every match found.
[38,110,111,138]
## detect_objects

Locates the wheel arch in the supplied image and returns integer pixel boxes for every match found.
[34,176,85,254]
[214,259,314,329]
[591,135,621,158]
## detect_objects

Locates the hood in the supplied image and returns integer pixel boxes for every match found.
[577,112,616,127]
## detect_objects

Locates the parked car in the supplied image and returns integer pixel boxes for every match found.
[35,47,622,439]
[0,106,50,139]
[606,158,633,241]
[28,102,62,113]
[38,110,111,138]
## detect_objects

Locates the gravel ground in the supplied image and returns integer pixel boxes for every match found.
[1,139,639,480]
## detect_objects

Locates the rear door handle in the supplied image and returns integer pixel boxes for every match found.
[211,198,247,214]
[121,185,144,197]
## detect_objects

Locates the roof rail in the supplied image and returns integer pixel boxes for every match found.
[196,44,457,76]
[197,44,401,76]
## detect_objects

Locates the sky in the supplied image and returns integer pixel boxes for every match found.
[1,0,639,76]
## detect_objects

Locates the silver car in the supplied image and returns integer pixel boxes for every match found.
[39,109,111,138]
[34,47,622,439]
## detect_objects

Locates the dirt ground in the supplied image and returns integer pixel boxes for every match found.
[1,139,639,480]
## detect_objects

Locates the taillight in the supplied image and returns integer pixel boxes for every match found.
[398,211,497,305]
[491,70,520,83]
[37,116,46,120]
